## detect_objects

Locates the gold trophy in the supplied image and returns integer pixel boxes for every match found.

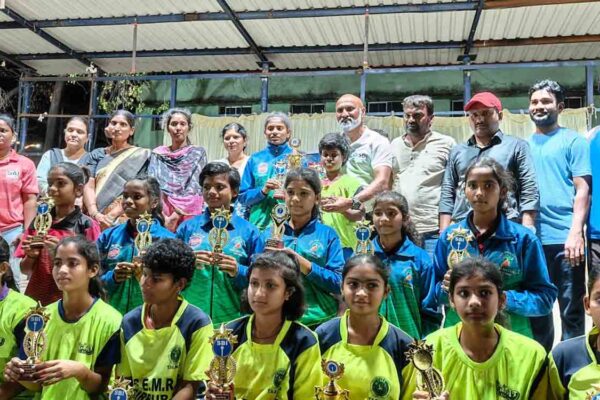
[208,324,238,400]
[108,377,134,400]
[209,206,231,264]
[405,341,445,397]
[315,360,350,400]
[21,302,50,380]
[288,137,303,170]
[30,196,54,248]
[131,211,153,280]
[354,220,374,255]
[446,227,473,269]
[266,203,289,249]
[273,158,288,200]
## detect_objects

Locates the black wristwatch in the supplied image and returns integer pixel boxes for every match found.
[351,197,362,210]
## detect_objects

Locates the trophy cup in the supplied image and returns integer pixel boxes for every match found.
[287,137,303,170]
[108,377,134,400]
[446,227,473,269]
[266,204,289,249]
[209,206,231,264]
[21,302,50,380]
[208,324,238,400]
[30,196,54,248]
[131,211,153,280]
[354,220,374,255]
[405,341,445,398]
[315,360,350,400]
[273,159,288,200]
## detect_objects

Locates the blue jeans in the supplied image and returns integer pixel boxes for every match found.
[531,244,585,351]
[422,232,439,261]
[0,225,24,291]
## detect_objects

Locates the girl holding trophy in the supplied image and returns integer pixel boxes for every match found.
[4,236,122,399]
[17,163,100,306]
[259,168,345,329]
[98,176,175,314]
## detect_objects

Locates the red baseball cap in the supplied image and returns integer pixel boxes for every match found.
[464,92,502,112]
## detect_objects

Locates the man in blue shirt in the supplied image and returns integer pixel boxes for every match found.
[527,80,591,345]
[590,129,600,268]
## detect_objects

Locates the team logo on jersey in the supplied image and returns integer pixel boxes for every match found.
[188,233,204,248]
[272,368,286,388]
[228,237,246,257]
[107,244,122,259]
[496,381,520,400]
[308,240,324,258]
[370,376,390,397]
[257,162,269,176]
[78,343,94,355]
[168,345,182,369]
[497,251,520,282]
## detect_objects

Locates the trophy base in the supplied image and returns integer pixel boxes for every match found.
[29,236,46,248]
[265,239,284,249]
[213,393,234,400]
[19,363,38,381]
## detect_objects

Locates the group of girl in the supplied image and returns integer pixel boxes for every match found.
[0,107,593,399]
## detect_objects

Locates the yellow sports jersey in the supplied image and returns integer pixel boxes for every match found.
[226,314,322,399]
[118,298,213,399]
[34,298,122,400]
[316,310,414,400]
[402,323,549,400]
[548,326,600,400]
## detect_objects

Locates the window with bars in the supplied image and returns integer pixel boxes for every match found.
[290,103,325,114]
[367,101,403,113]
[218,105,252,116]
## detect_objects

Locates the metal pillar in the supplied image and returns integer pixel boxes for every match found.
[170,78,178,108]
[18,82,32,152]
[463,70,472,106]
[360,72,367,104]
[586,64,594,107]
[87,80,98,151]
[260,63,269,113]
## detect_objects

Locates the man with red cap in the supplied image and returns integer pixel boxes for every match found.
[439,91,539,232]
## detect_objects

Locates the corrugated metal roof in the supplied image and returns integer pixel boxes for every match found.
[0,13,13,22]
[92,55,260,74]
[476,3,600,40]
[6,0,223,20]
[0,29,63,54]
[46,21,248,52]
[475,43,600,64]
[228,0,468,12]
[21,59,88,75]
[244,11,472,47]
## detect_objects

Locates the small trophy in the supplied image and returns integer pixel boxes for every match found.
[273,159,288,200]
[208,324,238,400]
[266,203,289,249]
[315,360,350,400]
[132,212,153,280]
[287,137,303,170]
[405,341,445,398]
[354,220,374,255]
[209,206,231,264]
[446,227,473,269]
[21,302,50,380]
[108,377,134,400]
[30,196,54,248]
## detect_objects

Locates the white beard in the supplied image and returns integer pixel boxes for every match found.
[339,112,363,132]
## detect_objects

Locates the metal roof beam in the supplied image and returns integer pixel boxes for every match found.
[485,0,593,9]
[0,6,104,74]
[0,49,36,72]
[463,0,485,58]
[474,34,600,47]
[0,2,479,29]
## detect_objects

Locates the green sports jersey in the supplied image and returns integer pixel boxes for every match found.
[321,174,361,250]
[402,323,549,400]
[0,287,36,399]
[225,315,322,399]
[548,326,600,400]
[316,310,414,400]
[34,299,122,400]
[118,299,213,399]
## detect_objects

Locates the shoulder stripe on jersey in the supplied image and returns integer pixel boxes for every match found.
[315,318,342,354]
[226,316,250,350]
[379,324,413,387]
[530,355,549,396]
[280,322,318,400]
[121,306,144,344]
[176,304,212,352]
[551,335,591,390]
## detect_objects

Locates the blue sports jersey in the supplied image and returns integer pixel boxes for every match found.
[589,131,600,240]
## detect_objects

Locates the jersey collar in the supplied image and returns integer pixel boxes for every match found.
[586,325,600,364]
[142,296,188,329]
[340,309,388,348]
[267,141,291,157]
[246,313,292,348]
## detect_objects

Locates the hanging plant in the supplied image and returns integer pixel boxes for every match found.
[97,74,169,116]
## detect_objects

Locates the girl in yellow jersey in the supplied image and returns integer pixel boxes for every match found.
[316,254,414,400]
[4,236,122,399]
[206,251,322,399]
[405,257,548,400]
[0,237,35,399]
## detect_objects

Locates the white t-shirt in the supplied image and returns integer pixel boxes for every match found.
[344,127,395,187]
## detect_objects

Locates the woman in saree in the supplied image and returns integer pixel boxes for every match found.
[83,110,150,230]
[148,108,207,231]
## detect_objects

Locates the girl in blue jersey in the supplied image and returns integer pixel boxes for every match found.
[0,237,35,399]
[317,254,414,400]
[98,176,175,314]
[206,251,322,399]
[407,258,547,400]
[548,266,600,399]
[371,191,439,338]
[238,112,293,231]
[4,236,122,399]
[433,157,557,349]
[261,167,345,328]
